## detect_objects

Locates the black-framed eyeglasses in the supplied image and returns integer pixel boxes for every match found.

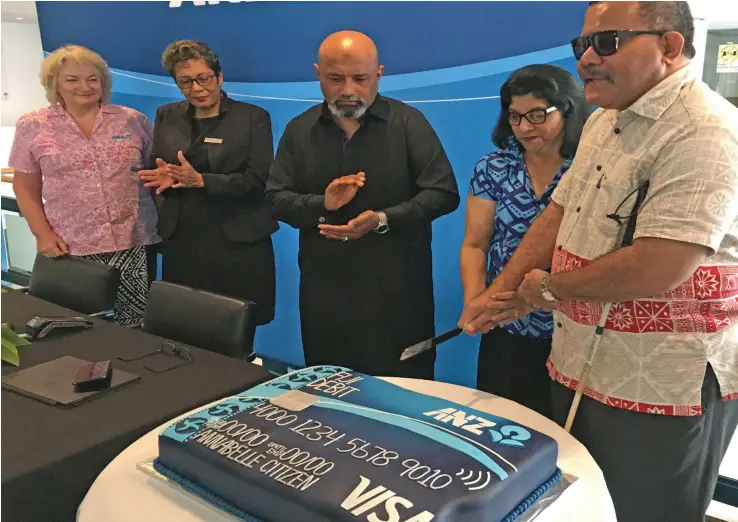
[571,30,666,61]
[606,181,650,226]
[509,106,558,126]
[118,342,193,373]
[175,74,217,89]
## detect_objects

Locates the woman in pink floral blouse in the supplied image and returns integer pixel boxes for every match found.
[10,45,159,325]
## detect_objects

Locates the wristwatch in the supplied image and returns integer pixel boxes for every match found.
[540,275,559,304]
[375,211,389,234]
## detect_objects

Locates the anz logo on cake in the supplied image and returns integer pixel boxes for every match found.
[423,408,531,448]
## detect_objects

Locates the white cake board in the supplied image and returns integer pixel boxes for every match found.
[136,459,577,522]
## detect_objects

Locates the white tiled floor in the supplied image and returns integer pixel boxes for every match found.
[721,430,738,481]
[710,430,738,521]
[708,500,738,522]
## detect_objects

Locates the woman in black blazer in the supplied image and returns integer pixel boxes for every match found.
[139,40,278,332]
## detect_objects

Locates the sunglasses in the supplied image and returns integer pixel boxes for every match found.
[571,30,666,61]
[509,106,558,126]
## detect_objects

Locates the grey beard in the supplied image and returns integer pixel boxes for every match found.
[327,99,368,119]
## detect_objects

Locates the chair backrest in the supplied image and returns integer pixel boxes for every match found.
[28,254,120,314]
[142,281,255,358]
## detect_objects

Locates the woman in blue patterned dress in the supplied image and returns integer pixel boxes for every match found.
[460,64,590,418]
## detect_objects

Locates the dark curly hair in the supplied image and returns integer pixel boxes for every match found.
[161,40,222,77]
[492,64,591,157]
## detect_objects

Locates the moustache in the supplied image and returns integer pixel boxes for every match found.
[334,95,364,104]
[581,67,613,82]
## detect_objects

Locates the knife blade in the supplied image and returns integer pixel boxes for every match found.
[400,327,464,361]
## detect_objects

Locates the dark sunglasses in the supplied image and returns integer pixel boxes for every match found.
[509,106,558,126]
[571,30,666,61]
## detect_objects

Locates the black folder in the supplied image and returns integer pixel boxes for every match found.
[2,356,140,408]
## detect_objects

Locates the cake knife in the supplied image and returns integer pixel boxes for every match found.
[399,327,464,361]
[401,292,519,361]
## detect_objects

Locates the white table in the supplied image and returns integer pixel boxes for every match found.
[77,378,617,522]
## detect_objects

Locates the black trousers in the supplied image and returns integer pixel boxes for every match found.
[477,328,553,419]
[551,365,738,522]
[145,243,159,288]
[300,276,435,380]
[161,236,276,326]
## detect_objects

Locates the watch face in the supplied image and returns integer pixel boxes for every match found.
[542,291,556,303]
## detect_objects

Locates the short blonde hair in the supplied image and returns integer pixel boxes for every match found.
[39,45,112,105]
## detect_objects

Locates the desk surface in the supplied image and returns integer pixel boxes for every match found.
[77,377,617,522]
[1,289,271,522]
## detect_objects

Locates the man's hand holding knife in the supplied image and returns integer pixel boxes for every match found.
[459,269,557,335]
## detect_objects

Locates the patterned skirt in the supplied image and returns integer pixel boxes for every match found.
[80,245,149,326]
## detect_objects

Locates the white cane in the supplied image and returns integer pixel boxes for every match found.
[562,180,649,433]
[563,301,613,433]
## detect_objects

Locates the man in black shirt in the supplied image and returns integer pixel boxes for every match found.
[266,30,459,379]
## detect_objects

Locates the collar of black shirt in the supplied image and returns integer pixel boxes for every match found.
[318,93,390,125]
[182,91,232,121]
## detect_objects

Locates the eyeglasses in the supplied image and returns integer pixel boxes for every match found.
[175,74,217,90]
[606,181,650,226]
[571,30,666,61]
[509,106,558,126]
[118,342,193,373]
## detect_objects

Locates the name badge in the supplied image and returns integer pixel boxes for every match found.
[204,137,223,144]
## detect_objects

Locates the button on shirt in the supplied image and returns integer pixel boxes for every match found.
[549,67,738,416]
[266,94,459,278]
[9,104,160,256]
[469,144,571,338]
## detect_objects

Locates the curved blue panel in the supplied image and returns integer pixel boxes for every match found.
[36,1,586,82]
[105,43,573,100]
[39,2,585,387]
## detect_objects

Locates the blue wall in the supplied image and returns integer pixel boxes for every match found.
[36,1,586,386]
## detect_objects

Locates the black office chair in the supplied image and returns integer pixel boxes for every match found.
[26,254,120,317]
[141,281,258,360]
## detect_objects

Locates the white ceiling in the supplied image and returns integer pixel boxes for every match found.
[1,1,38,24]
[687,0,738,31]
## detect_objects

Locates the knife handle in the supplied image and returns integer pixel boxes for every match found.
[436,327,463,344]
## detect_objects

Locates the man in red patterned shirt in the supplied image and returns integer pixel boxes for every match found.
[459,2,738,520]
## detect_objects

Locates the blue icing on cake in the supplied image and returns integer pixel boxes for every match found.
[156,367,560,521]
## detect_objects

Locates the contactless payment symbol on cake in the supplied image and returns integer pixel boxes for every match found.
[456,468,493,491]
